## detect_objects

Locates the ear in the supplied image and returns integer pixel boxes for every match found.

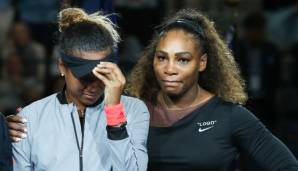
[198,53,207,72]
[58,58,66,76]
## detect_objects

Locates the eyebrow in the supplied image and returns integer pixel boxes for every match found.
[155,50,192,57]
[175,52,192,57]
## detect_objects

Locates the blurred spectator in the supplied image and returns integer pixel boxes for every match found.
[275,43,298,118]
[48,75,65,94]
[14,0,59,90]
[233,11,288,171]
[118,35,142,76]
[0,51,44,114]
[61,0,117,23]
[233,12,280,130]
[15,0,59,55]
[48,45,60,78]
[265,1,298,50]
[2,21,46,81]
[0,0,14,48]
[164,0,262,36]
[114,0,165,74]
[0,52,24,114]
[115,0,165,46]
[274,42,298,159]
[263,0,297,11]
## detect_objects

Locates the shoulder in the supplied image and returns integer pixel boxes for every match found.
[120,95,150,119]
[216,99,264,133]
[20,93,59,121]
[17,93,60,138]
[211,98,265,137]
[209,97,260,128]
[120,95,148,109]
[213,98,254,118]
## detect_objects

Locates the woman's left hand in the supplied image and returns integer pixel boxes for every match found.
[92,62,126,106]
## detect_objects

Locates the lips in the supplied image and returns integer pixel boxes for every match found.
[162,80,181,87]
[83,93,97,99]
[83,89,102,99]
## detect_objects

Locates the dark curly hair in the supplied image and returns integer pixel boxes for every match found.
[126,9,247,105]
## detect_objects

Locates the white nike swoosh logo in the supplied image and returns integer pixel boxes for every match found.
[198,126,214,132]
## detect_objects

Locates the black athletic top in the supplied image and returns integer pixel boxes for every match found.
[147,97,298,171]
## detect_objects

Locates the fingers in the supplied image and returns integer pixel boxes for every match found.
[96,62,126,84]
[92,69,111,86]
[92,62,126,106]
[7,121,27,133]
[6,114,28,142]
[92,62,126,88]
[6,114,27,123]
[9,129,27,142]
[94,66,118,81]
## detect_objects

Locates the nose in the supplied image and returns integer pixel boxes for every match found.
[164,61,177,75]
[82,79,104,90]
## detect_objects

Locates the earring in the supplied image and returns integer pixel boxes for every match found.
[61,73,64,77]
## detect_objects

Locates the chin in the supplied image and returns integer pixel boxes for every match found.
[164,89,183,97]
[162,86,187,98]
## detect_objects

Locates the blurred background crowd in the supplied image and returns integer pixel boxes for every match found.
[0,0,297,169]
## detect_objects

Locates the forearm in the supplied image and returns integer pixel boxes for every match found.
[104,97,150,171]
[249,132,298,171]
[232,106,298,171]
[106,125,148,171]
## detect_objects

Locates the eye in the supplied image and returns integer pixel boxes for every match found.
[177,58,190,65]
[155,55,167,62]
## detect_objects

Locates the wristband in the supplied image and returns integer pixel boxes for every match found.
[104,102,127,126]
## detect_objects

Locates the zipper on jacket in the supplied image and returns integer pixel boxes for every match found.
[71,110,85,171]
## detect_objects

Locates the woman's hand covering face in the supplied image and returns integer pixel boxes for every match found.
[92,62,126,106]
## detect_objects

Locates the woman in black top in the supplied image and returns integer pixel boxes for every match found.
[126,9,298,170]
[0,113,12,171]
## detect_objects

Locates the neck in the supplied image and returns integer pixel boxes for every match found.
[159,85,201,109]
[65,90,85,117]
